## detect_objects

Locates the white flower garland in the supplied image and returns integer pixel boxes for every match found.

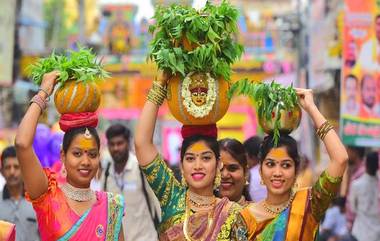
[181,72,216,118]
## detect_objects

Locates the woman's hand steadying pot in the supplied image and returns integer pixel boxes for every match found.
[156,69,171,86]
[39,71,60,99]
[295,88,316,113]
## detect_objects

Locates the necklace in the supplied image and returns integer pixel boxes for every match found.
[262,192,295,215]
[183,191,215,241]
[187,190,216,212]
[61,182,96,202]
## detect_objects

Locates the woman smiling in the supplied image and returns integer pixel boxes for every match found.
[240,88,348,240]
[218,138,251,206]
[134,71,248,240]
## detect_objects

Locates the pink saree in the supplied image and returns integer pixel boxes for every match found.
[0,220,15,241]
[26,169,124,241]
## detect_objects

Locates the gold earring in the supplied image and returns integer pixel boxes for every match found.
[260,179,264,185]
[60,163,67,179]
[245,179,250,186]
[181,171,188,187]
[213,169,221,189]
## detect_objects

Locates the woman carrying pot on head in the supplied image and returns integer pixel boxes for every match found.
[218,138,252,206]
[240,88,348,240]
[15,72,125,241]
[134,71,248,241]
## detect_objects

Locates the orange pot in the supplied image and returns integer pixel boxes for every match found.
[54,81,101,114]
[166,74,230,125]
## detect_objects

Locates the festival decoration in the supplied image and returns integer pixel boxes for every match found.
[228,80,301,146]
[148,0,243,124]
[28,47,109,114]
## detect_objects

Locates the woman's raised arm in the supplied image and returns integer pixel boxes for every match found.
[135,70,170,166]
[296,88,348,178]
[15,71,58,199]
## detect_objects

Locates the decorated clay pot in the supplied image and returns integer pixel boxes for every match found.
[167,72,230,125]
[258,104,302,134]
[54,81,101,114]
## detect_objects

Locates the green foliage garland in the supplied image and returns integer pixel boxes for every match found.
[29,47,110,86]
[148,0,244,80]
[228,79,299,146]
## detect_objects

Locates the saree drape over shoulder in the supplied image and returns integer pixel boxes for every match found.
[141,154,248,241]
[26,169,124,241]
[241,171,342,241]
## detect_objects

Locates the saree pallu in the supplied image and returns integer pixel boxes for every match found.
[0,220,15,241]
[141,154,248,241]
[26,169,124,241]
[241,171,342,241]
[242,189,318,241]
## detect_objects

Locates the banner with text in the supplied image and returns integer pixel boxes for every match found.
[341,0,380,146]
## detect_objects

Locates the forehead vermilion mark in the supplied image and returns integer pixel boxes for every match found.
[268,148,289,159]
[188,142,209,153]
[78,136,95,150]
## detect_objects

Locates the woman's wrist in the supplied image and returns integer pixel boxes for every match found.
[147,82,167,106]
[304,103,318,115]
[30,94,47,112]
[38,88,50,101]
[304,104,326,127]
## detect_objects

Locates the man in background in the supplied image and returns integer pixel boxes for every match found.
[102,124,160,241]
[343,146,365,231]
[349,152,380,241]
[320,197,350,241]
[0,146,39,241]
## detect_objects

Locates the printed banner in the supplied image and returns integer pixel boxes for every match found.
[341,0,380,147]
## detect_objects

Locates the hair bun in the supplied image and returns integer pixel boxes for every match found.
[59,112,98,132]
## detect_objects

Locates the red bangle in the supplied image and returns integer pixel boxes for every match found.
[29,94,47,111]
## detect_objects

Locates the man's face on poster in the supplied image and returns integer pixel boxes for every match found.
[361,75,376,108]
[375,16,380,42]
[345,76,357,101]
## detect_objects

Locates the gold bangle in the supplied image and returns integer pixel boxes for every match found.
[316,121,334,140]
[147,81,167,106]
[152,82,167,97]
[321,125,334,140]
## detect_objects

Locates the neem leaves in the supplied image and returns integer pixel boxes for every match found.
[148,0,243,81]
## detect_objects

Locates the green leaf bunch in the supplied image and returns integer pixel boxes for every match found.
[148,0,244,80]
[28,47,110,85]
[228,79,299,146]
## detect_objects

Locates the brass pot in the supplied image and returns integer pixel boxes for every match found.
[258,104,302,134]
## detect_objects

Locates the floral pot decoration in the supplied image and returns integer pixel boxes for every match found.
[29,47,109,114]
[228,79,301,146]
[148,0,244,125]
